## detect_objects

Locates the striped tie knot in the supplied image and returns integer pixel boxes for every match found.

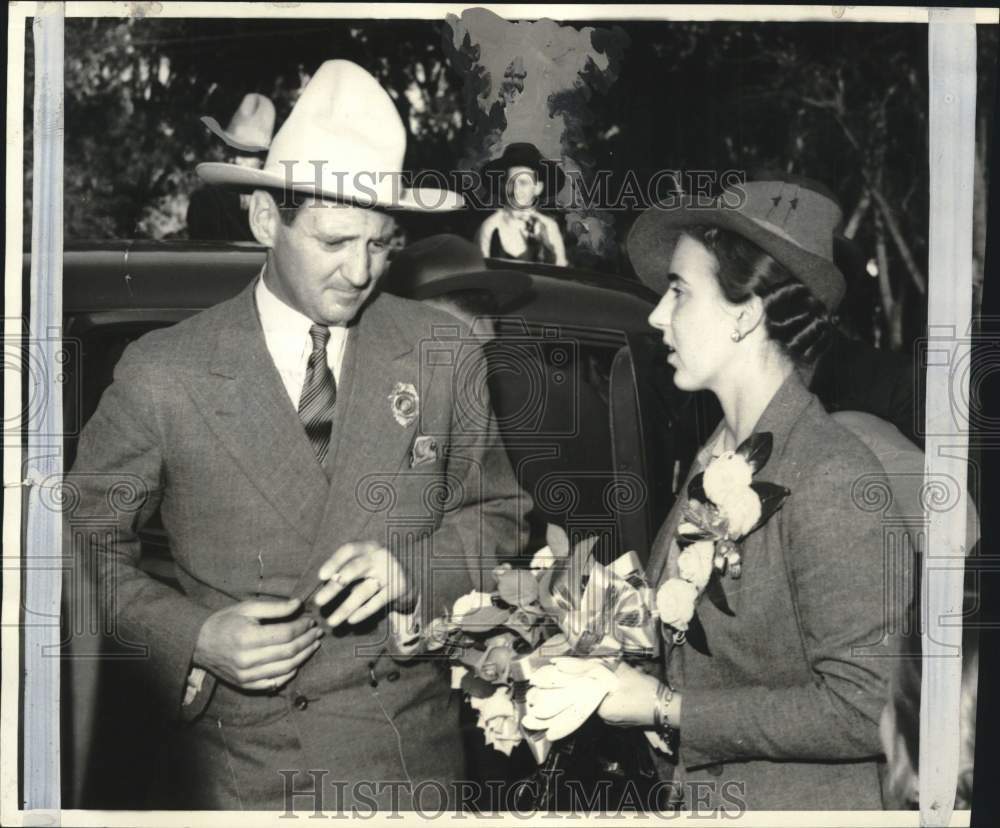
[298,323,337,473]
[308,323,331,352]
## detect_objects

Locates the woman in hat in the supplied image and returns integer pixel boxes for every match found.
[570,178,908,809]
[475,142,568,266]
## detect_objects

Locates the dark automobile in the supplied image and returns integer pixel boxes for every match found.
[43,240,719,808]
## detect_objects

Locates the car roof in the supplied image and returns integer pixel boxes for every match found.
[46,241,660,335]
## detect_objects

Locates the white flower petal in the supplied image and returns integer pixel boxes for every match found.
[530,546,556,571]
[450,665,469,690]
[704,451,754,505]
[655,578,699,631]
[476,686,517,723]
[677,541,715,590]
[721,488,762,537]
[452,590,494,621]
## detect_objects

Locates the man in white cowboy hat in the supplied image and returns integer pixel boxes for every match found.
[69,60,528,810]
[187,92,276,240]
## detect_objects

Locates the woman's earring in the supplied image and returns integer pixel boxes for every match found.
[731,330,742,342]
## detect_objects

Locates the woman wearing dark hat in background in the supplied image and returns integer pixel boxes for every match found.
[475,142,568,266]
[542,177,911,809]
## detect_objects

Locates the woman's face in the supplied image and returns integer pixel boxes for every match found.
[647,234,742,392]
[505,165,542,210]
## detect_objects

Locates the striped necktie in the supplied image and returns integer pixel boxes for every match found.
[298,324,337,469]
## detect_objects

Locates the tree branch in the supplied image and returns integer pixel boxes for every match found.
[844,190,871,239]
[874,211,902,350]
[869,187,927,296]
[799,96,927,297]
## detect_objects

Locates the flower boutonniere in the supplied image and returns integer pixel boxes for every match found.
[655,432,790,652]
[388,382,419,427]
[410,434,439,467]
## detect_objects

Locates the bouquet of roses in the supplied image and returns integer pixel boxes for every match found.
[424,524,658,762]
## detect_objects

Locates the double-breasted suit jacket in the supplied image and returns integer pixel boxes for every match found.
[68,280,529,809]
[644,373,910,810]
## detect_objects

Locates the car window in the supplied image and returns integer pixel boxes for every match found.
[67,319,180,585]
[485,321,645,563]
[69,322,173,463]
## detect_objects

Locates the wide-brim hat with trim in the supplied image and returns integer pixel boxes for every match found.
[480,142,566,203]
[200,93,276,154]
[197,60,463,212]
[626,177,847,312]
[383,234,532,307]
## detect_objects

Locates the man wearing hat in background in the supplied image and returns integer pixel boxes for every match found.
[68,60,528,810]
[187,92,276,241]
[475,142,568,266]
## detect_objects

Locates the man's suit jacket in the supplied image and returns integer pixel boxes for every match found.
[644,373,911,810]
[68,281,529,809]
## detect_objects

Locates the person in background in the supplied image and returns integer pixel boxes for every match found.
[187,93,275,241]
[807,233,924,448]
[475,142,568,266]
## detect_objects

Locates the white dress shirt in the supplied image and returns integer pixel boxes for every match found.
[255,275,349,404]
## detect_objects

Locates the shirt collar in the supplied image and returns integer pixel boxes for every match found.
[255,272,316,342]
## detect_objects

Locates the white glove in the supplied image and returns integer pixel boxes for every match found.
[522,657,619,742]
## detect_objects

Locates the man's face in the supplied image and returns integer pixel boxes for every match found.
[253,193,396,326]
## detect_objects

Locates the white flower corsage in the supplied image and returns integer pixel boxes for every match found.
[655,432,790,649]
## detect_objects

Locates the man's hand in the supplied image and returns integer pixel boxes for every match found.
[313,541,412,627]
[192,598,323,691]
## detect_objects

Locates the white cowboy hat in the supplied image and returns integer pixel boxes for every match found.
[196,60,463,212]
[200,93,276,154]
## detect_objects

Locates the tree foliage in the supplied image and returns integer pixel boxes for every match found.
[23,15,996,351]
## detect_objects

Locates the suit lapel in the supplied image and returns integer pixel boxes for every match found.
[647,423,723,586]
[185,282,330,543]
[294,295,426,592]
[648,373,815,586]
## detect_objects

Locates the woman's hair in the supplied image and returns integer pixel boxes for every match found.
[681,225,834,366]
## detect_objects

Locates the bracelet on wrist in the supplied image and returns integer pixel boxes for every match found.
[653,681,677,736]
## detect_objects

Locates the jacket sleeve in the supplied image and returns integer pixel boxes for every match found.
[680,449,909,767]
[66,340,216,721]
[395,338,531,627]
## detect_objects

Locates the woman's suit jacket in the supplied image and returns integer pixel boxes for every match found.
[645,373,911,810]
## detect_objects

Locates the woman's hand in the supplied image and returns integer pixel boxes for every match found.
[595,661,663,728]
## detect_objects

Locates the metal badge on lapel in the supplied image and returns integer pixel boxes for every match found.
[410,435,439,468]
[388,382,419,427]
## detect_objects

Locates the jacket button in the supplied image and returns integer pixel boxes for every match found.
[293,694,309,711]
[387,670,400,683]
